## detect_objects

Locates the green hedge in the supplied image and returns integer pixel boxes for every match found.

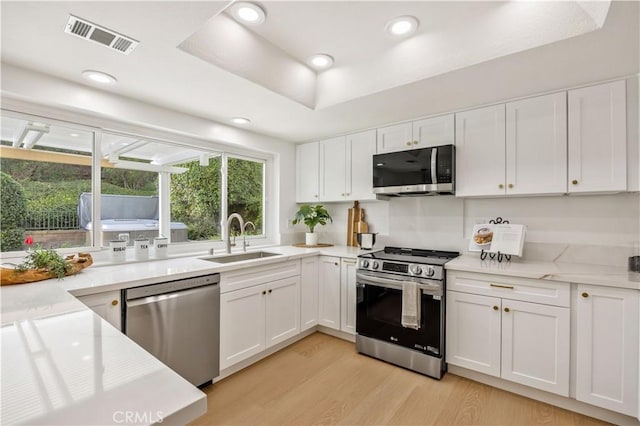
[1,172,26,251]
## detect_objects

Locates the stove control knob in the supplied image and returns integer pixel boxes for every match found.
[371,261,380,270]
[410,265,422,275]
[426,267,436,277]
[361,260,369,269]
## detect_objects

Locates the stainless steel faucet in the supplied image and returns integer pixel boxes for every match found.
[243,221,256,252]
[226,213,245,254]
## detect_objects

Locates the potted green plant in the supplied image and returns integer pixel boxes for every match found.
[292,204,333,246]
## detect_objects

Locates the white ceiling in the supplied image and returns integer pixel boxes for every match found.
[1,1,638,143]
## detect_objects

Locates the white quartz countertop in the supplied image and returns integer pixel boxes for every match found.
[446,255,640,290]
[0,244,364,425]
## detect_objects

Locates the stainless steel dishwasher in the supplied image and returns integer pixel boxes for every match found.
[122,273,220,387]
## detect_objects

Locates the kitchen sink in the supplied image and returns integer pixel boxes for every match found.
[201,251,282,264]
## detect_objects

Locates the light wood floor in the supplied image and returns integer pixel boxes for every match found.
[191,333,608,426]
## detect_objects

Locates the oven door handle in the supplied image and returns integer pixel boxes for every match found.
[356,273,442,296]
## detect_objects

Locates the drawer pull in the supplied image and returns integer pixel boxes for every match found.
[504,307,510,313]
[493,305,499,311]
[343,260,357,265]
[111,300,118,306]
[490,283,514,290]
[581,292,589,298]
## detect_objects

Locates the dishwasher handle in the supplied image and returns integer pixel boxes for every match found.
[125,273,219,301]
[125,284,220,308]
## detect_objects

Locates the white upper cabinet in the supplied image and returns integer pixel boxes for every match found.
[377,115,454,154]
[347,130,376,200]
[376,122,413,154]
[568,80,627,193]
[506,92,568,196]
[319,136,348,201]
[319,130,376,202]
[296,141,319,203]
[412,114,455,148]
[455,104,506,197]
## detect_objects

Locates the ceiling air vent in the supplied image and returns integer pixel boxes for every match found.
[64,14,138,55]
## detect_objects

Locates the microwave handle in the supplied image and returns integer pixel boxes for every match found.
[431,147,438,184]
[356,273,442,296]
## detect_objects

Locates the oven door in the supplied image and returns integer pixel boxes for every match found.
[356,272,444,358]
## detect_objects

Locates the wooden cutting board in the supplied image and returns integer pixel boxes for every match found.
[347,201,367,246]
[347,201,362,246]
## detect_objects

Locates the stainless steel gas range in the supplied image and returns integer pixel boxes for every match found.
[356,246,459,379]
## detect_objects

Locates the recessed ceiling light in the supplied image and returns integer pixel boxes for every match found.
[231,117,251,125]
[229,2,266,26]
[70,133,80,137]
[308,54,334,70]
[81,70,117,85]
[385,16,419,37]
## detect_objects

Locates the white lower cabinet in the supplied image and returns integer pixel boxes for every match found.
[500,299,569,395]
[220,276,300,370]
[300,256,319,331]
[265,277,300,347]
[446,291,501,376]
[76,290,122,330]
[318,256,341,330]
[340,258,358,335]
[575,284,639,416]
[446,272,570,396]
[318,255,358,334]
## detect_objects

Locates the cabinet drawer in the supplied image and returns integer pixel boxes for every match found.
[447,272,570,307]
[221,260,301,293]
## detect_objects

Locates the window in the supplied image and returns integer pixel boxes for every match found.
[0,111,269,253]
[227,156,265,236]
[171,155,222,241]
[0,116,94,251]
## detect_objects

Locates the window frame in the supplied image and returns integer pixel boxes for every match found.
[0,109,273,257]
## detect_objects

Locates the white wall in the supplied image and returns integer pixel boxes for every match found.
[0,63,298,245]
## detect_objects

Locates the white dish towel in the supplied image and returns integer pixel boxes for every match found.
[401,281,421,330]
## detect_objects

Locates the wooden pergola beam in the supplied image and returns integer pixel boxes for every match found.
[0,145,114,168]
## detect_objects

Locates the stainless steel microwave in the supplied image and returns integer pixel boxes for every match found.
[372,145,455,196]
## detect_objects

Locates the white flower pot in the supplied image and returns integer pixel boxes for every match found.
[305,232,318,246]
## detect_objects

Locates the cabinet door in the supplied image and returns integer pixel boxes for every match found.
[506,92,567,195]
[77,291,122,331]
[501,300,570,396]
[296,142,319,203]
[347,130,376,201]
[319,136,347,201]
[376,122,413,154]
[219,285,266,370]
[576,285,639,416]
[300,256,319,331]
[446,291,501,377]
[568,80,627,193]
[455,105,506,197]
[340,258,358,335]
[265,276,300,348]
[412,114,454,148]
[318,256,341,330]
